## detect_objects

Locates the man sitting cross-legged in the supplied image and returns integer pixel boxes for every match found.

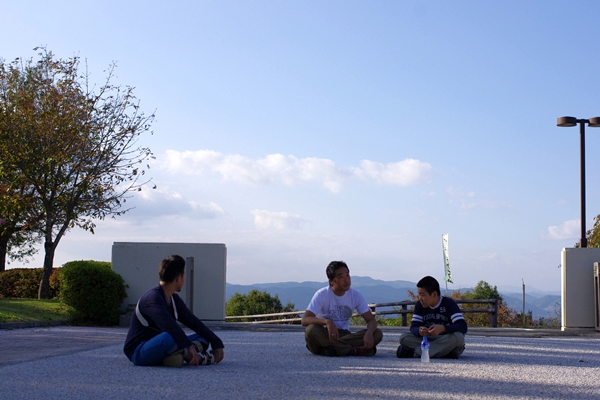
[123,255,224,367]
[301,261,383,357]
[397,275,467,359]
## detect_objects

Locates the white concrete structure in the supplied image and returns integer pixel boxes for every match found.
[561,247,600,331]
[595,262,600,331]
[112,242,226,321]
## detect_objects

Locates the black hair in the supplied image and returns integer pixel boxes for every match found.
[417,276,440,296]
[326,261,349,284]
[158,255,185,283]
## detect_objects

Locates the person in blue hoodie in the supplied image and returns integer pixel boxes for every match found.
[397,275,467,359]
[123,255,224,367]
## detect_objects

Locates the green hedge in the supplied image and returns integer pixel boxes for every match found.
[59,260,127,326]
[0,268,60,299]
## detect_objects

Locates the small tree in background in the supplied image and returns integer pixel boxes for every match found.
[583,214,600,248]
[0,125,42,272]
[573,214,600,248]
[458,281,506,327]
[0,220,40,273]
[226,289,295,322]
[0,48,155,298]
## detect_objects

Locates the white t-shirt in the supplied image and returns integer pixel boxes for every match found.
[306,286,370,330]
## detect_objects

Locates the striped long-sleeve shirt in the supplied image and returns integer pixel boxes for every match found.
[410,296,468,336]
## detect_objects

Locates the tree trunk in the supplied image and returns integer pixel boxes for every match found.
[38,240,55,299]
[0,235,8,272]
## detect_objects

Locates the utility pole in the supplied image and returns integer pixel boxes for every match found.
[522,279,526,327]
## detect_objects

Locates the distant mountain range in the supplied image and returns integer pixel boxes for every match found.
[500,293,561,319]
[226,276,561,319]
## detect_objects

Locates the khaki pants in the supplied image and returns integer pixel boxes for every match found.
[399,332,465,358]
[304,324,383,356]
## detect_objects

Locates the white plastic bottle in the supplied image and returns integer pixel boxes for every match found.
[421,336,430,363]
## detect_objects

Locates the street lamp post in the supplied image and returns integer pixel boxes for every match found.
[557,116,600,248]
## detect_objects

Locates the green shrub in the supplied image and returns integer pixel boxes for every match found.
[0,268,60,299]
[59,260,127,326]
[49,268,61,297]
[226,289,295,322]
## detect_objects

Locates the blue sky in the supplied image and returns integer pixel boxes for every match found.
[4,1,600,292]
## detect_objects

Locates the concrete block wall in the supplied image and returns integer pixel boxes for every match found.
[112,242,226,322]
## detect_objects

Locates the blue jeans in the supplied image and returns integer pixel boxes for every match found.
[131,332,208,366]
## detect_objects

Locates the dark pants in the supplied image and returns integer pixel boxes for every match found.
[399,332,464,358]
[304,324,383,356]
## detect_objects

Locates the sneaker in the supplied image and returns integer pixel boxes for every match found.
[198,350,215,365]
[183,345,215,366]
[354,346,377,356]
[396,345,415,358]
[162,349,184,368]
[192,340,207,353]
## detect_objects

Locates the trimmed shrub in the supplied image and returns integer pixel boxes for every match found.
[0,268,60,299]
[49,268,61,298]
[59,260,127,326]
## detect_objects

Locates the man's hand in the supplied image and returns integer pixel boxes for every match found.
[213,348,224,364]
[362,331,375,349]
[360,310,377,349]
[418,326,429,337]
[326,319,340,342]
[427,324,446,336]
[186,344,201,366]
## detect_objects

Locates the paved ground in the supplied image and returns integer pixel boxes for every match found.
[0,325,128,367]
[1,324,600,399]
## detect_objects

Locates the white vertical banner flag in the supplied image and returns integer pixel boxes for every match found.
[442,233,452,283]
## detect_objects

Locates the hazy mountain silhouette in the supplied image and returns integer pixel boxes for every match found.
[501,293,561,319]
[226,276,560,318]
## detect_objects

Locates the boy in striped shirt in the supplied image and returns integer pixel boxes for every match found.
[397,275,467,359]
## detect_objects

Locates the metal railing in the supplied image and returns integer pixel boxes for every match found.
[225,311,304,324]
[368,299,499,327]
[225,298,500,327]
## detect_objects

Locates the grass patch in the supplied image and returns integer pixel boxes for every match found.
[0,298,73,323]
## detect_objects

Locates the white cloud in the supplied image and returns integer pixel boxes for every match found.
[355,159,432,186]
[160,150,432,193]
[127,188,226,220]
[189,201,227,219]
[548,220,580,240]
[251,209,310,230]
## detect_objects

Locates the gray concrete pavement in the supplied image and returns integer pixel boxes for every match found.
[0,325,128,367]
[1,325,600,399]
[1,323,596,367]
